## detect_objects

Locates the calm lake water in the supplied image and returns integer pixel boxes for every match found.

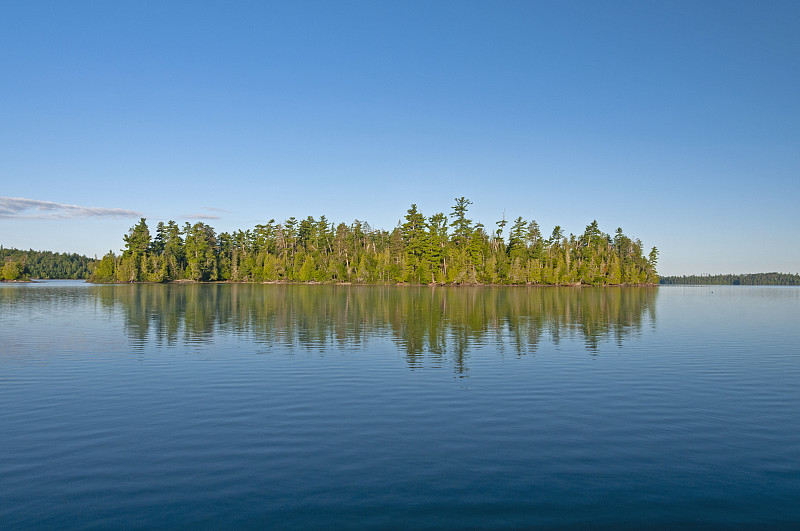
[2,281,799,528]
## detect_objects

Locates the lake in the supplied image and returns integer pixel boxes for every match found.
[2,281,799,528]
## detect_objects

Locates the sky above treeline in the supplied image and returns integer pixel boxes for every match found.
[1,1,798,276]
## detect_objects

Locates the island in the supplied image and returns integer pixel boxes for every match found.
[86,198,659,286]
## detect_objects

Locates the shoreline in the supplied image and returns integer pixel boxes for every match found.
[84,279,660,287]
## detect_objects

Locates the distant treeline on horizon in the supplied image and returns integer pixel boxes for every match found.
[0,247,93,280]
[659,273,800,286]
[88,198,659,286]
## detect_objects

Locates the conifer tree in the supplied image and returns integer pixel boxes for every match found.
[449,197,473,248]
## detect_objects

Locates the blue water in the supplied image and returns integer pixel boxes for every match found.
[1,282,799,528]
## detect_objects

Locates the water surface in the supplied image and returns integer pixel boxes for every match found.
[2,282,799,528]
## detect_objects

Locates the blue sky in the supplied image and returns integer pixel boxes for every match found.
[1,0,798,275]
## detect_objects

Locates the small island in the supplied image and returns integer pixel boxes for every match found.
[87,198,659,286]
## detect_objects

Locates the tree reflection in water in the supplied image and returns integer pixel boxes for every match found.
[93,284,657,375]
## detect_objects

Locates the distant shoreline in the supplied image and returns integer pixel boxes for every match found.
[659,272,800,286]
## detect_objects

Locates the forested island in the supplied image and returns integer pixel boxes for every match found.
[88,198,659,286]
[0,247,94,281]
[660,273,800,285]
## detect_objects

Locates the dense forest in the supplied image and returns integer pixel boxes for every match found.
[0,247,94,280]
[660,273,800,286]
[89,198,659,285]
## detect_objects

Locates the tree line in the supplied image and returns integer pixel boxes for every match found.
[0,247,94,281]
[659,273,800,286]
[90,198,659,285]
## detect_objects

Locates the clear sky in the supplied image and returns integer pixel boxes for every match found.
[1,0,798,276]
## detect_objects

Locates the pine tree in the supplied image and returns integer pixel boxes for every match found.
[123,218,151,257]
[449,197,473,248]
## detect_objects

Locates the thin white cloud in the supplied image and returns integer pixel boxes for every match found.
[202,206,230,213]
[0,197,143,219]
[181,213,222,220]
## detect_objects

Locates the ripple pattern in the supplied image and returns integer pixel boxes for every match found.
[1,282,799,528]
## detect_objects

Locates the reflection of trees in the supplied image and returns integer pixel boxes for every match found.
[92,285,657,373]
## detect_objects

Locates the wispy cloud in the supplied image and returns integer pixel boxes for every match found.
[180,206,226,220]
[0,197,143,220]
[181,214,222,220]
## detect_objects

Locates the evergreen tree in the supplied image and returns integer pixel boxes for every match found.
[508,216,527,258]
[401,204,430,283]
[449,197,473,248]
[90,252,117,282]
[184,222,218,281]
[123,218,151,256]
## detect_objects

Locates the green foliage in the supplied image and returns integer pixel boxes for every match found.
[91,201,659,285]
[123,218,151,256]
[449,197,473,248]
[0,247,93,279]
[2,258,27,280]
[184,222,218,281]
[90,252,117,282]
